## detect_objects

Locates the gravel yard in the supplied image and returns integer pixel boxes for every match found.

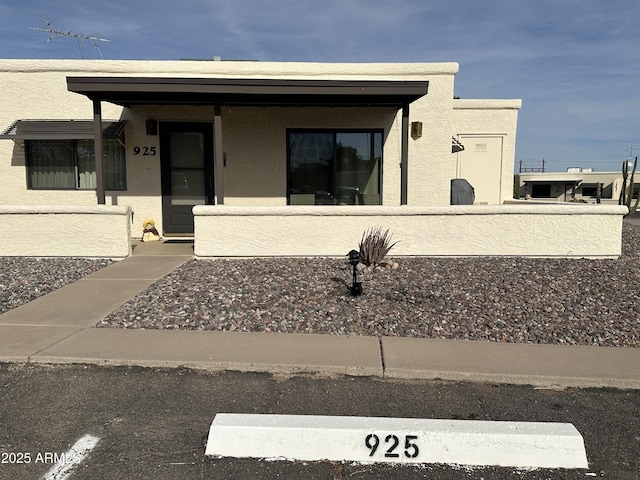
[3,226,639,347]
[93,223,640,348]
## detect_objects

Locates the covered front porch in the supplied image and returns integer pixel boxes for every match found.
[67,76,429,236]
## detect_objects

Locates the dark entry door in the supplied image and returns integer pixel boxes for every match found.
[160,122,214,234]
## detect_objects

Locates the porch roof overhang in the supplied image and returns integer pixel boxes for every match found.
[66,76,429,108]
[67,76,428,207]
[523,177,583,183]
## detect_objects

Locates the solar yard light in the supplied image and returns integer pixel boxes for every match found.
[347,249,363,296]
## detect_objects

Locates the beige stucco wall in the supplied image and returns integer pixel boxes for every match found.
[452,99,522,204]
[0,67,125,207]
[0,59,520,237]
[405,69,457,206]
[193,204,625,258]
[0,205,131,257]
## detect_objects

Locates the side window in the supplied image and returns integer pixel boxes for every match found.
[26,138,126,190]
[26,140,76,189]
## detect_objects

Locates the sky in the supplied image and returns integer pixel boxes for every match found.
[1,0,639,173]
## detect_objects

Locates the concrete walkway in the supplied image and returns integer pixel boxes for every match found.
[1,249,639,389]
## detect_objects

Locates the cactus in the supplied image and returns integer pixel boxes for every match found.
[619,156,640,217]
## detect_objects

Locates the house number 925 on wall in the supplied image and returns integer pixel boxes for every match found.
[132,146,156,156]
[365,433,419,459]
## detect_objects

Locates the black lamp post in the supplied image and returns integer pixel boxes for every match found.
[347,249,362,296]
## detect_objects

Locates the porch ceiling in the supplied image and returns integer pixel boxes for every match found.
[66,77,429,108]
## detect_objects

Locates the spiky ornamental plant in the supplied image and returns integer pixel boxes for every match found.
[358,226,398,266]
[619,156,640,218]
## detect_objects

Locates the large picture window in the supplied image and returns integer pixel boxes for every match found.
[531,183,552,198]
[287,130,382,205]
[26,138,126,190]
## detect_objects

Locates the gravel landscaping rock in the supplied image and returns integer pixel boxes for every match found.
[97,224,640,348]
[0,257,113,314]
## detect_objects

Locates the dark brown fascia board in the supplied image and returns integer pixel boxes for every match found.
[66,76,430,94]
[66,77,429,107]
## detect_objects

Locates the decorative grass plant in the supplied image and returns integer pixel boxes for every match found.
[358,226,398,266]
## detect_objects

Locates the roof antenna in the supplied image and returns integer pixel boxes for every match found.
[28,18,111,59]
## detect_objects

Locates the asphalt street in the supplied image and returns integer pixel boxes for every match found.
[0,363,637,480]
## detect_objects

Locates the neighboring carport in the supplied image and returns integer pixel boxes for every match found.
[520,175,583,200]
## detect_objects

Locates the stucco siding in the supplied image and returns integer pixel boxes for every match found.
[194,204,624,258]
[0,59,460,79]
[407,73,456,206]
[0,205,131,257]
[219,106,399,206]
[0,69,124,208]
[452,100,521,204]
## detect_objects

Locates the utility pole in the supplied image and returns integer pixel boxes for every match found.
[625,145,640,170]
[518,159,545,173]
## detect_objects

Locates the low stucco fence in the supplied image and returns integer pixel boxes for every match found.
[193,204,627,258]
[0,205,132,258]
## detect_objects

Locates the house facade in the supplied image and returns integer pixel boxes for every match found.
[0,59,521,238]
[519,170,626,204]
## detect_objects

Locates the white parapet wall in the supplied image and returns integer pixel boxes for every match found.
[194,204,626,258]
[0,205,132,258]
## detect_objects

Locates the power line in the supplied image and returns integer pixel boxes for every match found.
[519,160,624,166]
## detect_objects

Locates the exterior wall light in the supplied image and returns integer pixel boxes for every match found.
[410,121,422,140]
[146,119,158,135]
[347,249,362,296]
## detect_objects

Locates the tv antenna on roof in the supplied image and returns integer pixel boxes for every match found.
[28,18,110,59]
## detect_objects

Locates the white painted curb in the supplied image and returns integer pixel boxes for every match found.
[205,414,588,469]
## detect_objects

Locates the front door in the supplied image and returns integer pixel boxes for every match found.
[160,122,214,234]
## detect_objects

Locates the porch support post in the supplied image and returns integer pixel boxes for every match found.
[400,103,410,205]
[92,99,105,205]
[213,104,224,205]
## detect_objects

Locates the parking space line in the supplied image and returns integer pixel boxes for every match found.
[42,434,100,480]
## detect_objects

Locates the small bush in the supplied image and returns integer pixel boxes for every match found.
[358,226,398,266]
